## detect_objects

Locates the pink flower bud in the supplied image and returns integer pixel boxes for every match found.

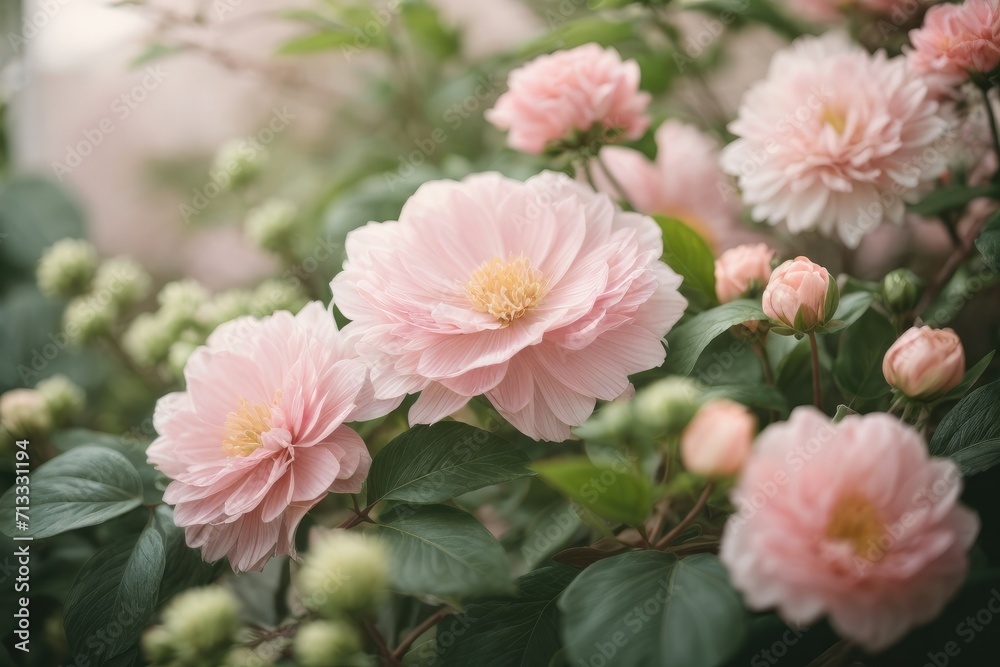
[715,243,775,303]
[882,326,966,399]
[761,256,839,332]
[680,399,756,478]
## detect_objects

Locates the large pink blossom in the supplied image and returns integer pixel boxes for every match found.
[330,171,687,442]
[720,33,949,247]
[721,408,979,652]
[588,120,747,251]
[147,302,398,573]
[485,43,651,155]
[907,0,1000,97]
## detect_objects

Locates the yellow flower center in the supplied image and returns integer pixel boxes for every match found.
[466,254,545,325]
[222,397,274,457]
[821,106,847,134]
[825,492,884,559]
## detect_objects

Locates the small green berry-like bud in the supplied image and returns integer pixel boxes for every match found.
[36,375,84,424]
[63,294,115,345]
[198,289,254,331]
[251,279,307,318]
[632,377,703,436]
[0,389,52,438]
[122,313,176,366]
[245,199,298,253]
[167,340,199,378]
[157,280,209,322]
[882,268,924,314]
[294,621,366,667]
[161,586,240,660]
[141,626,175,664]
[213,139,268,190]
[298,531,389,617]
[573,399,633,442]
[93,257,152,310]
[36,239,99,298]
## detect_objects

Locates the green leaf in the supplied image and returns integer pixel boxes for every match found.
[437,565,579,667]
[64,526,166,665]
[129,42,183,68]
[702,384,789,415]
[400,0,460,60]
[833,309,895,401]
[656,216,717,305]
[833,404,858,423]
[923,263,1000,326]
[0,446,143,538]
[531,457,651,527]
[276,30,357,55]
[682,0,810,39]
[376,504,513,598]
[153,506,219,603]
[559,551,748,667]
[910,183,1000,217]
[367,422,533,504]
[517,18,635,59]
[815,291,873,334]
[664,300,766,375]
[975,210,1000,271]
[0,175,86,273]
[930,380,1000,476]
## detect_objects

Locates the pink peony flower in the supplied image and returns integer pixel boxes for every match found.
[883,326,966,399]
[330,171,687,442]
[587,120,746,251]
[680,399,756,477]
[907,0,1000,97]
[485,43,651,155]
[721,407,979,652]
[720,33,949,247]
[715,243,776,303]
[146,302,398,573]
[762,256,838,332]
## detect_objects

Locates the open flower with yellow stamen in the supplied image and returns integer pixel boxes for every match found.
[147,302,399,573]
[721,407,979,652]
[331,171,687,441]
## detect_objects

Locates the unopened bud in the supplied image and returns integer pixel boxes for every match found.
[36,375,84,424]
[36,239,98,298]
[881,268,923,314]
[298,530,389,617]
[294,621,366,667]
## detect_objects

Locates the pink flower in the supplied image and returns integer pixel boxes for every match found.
[330,171,687,442]
[762,256,838,332]
[907,0,1000,97]
[587,120,746,251]
[146,302,398,573]
[721,407,979,652]
[715,243,776,303]
[680,400,756,477]
[720,33,949,247]
[486,44,651,155]
[883,326,966,399]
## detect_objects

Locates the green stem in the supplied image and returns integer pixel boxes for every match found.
[656,483,713,549]
[980,85,1000,183]
[594,153,636,211]
[807,332,823,410]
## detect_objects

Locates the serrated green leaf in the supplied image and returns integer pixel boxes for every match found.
[559,551,748,667]
[377,504,513,598]
[531,457,651,527]
[367,422,533,504]
[437,565,578,667]
[0,446,143,538]
[930,380,1000,476]
[664,299,766,375]
[64,526,165,665]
